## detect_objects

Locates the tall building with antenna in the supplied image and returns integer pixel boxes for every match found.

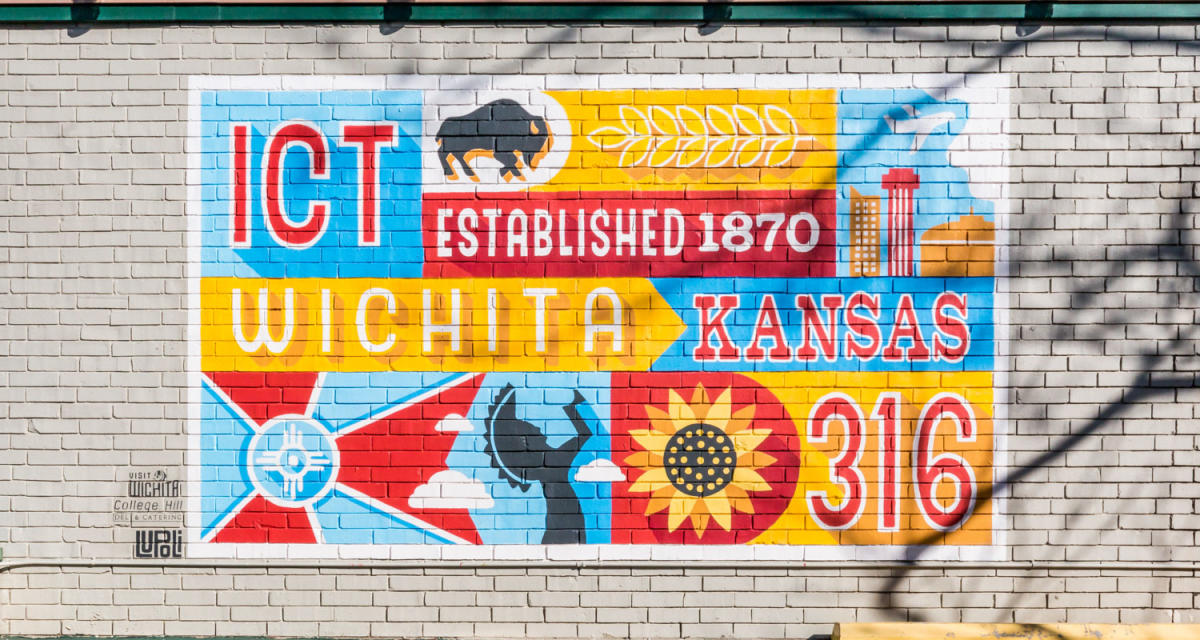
[881,168,920,277]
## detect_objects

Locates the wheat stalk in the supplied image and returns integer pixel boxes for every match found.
[586,104,818,170]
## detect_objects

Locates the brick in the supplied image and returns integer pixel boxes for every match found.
[1,21,1200,638]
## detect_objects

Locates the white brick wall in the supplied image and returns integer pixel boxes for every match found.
[2,21,1200,638]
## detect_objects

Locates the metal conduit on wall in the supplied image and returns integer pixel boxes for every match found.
[0,2,1200,23]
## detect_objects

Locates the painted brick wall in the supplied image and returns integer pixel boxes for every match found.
[2,21,1200,638]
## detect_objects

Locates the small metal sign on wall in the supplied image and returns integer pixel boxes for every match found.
[186,75,1008,560]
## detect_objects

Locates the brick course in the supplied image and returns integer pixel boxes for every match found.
[2,21,1200,637]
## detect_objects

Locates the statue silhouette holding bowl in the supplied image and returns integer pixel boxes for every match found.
[483,384,593,544]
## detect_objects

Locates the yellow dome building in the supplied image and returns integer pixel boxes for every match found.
[919,212,995,277]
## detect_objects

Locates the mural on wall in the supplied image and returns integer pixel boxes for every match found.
[188,77,1007,557]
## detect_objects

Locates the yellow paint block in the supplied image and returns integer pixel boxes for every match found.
[540,89,837,192]
[750,372,994,546]
[834,624,1200,640]
[200,277,686,372]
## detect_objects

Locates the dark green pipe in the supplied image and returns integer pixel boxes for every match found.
[3,2,1200,24]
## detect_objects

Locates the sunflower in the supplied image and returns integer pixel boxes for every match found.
[625,383,777,538]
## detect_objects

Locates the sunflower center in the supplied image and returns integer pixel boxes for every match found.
[664,423,735,497]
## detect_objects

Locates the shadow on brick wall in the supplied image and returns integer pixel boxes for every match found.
[873,25,1200,621]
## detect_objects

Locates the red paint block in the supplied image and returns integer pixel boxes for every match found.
[422,189,836,278]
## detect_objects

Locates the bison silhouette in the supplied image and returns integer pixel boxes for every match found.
[436,99,553,183]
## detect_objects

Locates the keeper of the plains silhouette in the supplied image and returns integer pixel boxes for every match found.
[483,384,593,544]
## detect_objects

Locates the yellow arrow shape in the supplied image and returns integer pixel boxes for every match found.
[199,277,686,373]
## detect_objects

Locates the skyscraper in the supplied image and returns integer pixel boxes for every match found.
[881,168,920,277]
[849,187,881,277]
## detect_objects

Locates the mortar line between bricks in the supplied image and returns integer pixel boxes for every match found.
[4,2,1200,23]
[4,560,1200,573]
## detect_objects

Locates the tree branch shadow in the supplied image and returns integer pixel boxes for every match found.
[872,24,1200,620]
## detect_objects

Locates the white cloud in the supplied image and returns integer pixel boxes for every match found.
[435,413,474,433]
[574,459,626,483]
[408,470,494,510]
